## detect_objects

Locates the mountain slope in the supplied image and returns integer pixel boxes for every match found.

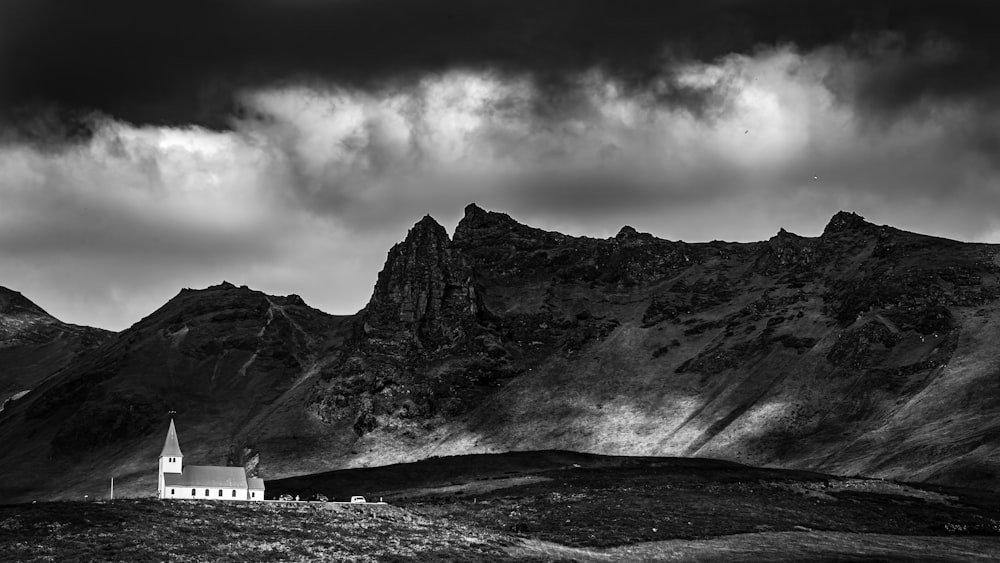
[320,205,1000,490]
[3,206,1000,502]
[0,282,352,501]
[0,287,111,415]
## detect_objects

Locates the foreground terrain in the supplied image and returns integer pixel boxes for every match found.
[0,499,508,562]
[5,453,1000,562]
[3,501,999,563]
[272,452,1000,546]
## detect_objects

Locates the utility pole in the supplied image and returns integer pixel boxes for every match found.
[110,477,114,501]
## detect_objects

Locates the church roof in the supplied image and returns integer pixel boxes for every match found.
[160,419,183,457]
[247,477,265,490]
[163,466,249,489]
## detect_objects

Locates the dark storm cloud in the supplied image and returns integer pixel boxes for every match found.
[822,33,1000,124]
[3,0,1000,332]
[2,0,998,135]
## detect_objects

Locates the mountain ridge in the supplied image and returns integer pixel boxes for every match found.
[2,206,1000,502]
[0,286,112,421]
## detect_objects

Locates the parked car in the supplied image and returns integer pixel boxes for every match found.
[350,496,367,503]
[310,493,329,502]
[278,494,294,501]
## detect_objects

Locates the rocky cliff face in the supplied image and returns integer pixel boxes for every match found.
[4,205,1000,502]
[308,214,508,441]
[362,214,482,350]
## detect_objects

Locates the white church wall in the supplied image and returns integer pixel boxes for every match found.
[161,455,182,474]
[163,486,250,500]
[157,457,183,494]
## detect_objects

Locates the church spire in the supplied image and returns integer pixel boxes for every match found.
[160,418,183,458]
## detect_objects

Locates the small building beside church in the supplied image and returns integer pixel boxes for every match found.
[157,419,265,501]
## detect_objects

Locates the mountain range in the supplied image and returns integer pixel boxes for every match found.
[2,204,999,503]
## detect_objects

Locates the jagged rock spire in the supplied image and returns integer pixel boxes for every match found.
[365,213,480,344]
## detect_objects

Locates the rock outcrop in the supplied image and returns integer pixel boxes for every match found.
[362,214,481,350]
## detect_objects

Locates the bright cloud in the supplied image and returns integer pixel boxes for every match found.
[2,40,999,330]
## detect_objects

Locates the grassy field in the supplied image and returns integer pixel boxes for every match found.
[0,499,514,562]
[3,496,1000,562]
[280,451,1000,560]
[5,452,1000,561]
[382,457,1000,547]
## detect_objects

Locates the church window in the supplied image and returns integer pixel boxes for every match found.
[251,492,255,498]
[205,489,210,496]
[171,489,175,495]
[232,490,236,497]
[192,489,196,496]
[218,489,223,497]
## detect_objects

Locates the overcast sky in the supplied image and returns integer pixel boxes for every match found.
[1,0,999,330]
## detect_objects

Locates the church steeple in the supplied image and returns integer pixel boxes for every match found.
[160,418,183,458]
[158,418,184,498]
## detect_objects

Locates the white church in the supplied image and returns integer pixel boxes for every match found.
[157,419,265,501]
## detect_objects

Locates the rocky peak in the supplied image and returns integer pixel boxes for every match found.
[365,214,478,344]
[754,227,817,274]
[381,215,452,279]
[823,211,872,236]
[462,202,488,221]
[408,214,448,244]
[0,287,56,339]
[613,225,661,250]
[453,203,522,246]
[0,287,49,317]
[773,227,802,239]
[133,283,285,339]
[616,226,639,239]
